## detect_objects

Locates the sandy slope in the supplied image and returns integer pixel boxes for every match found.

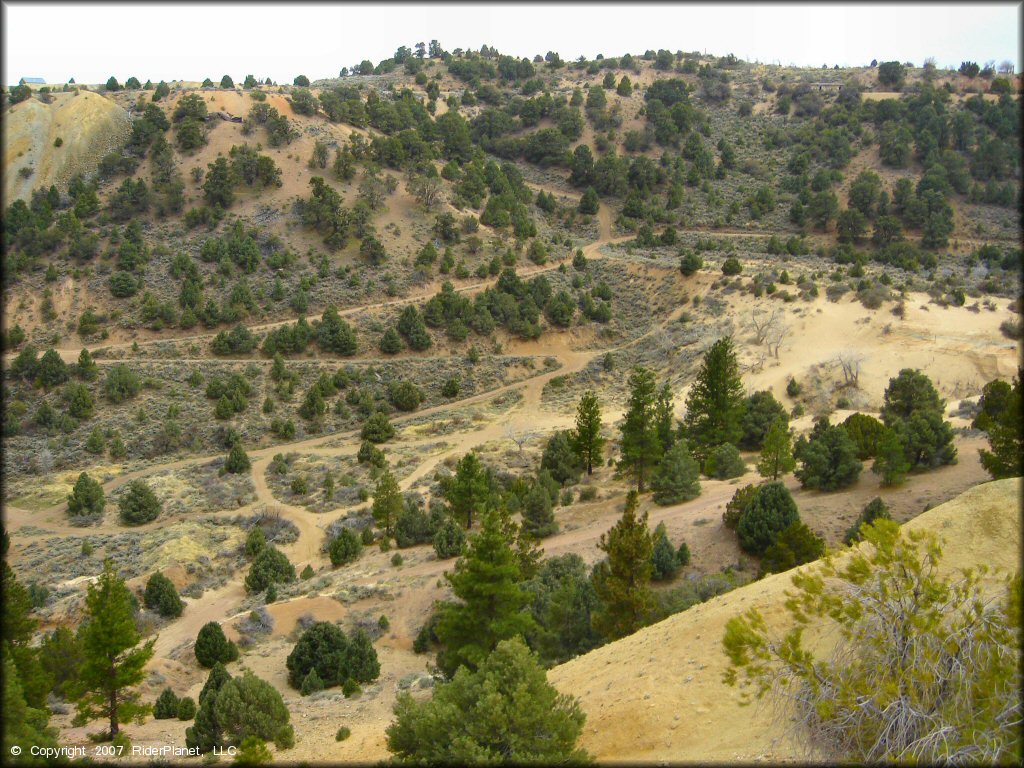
[547,478,1022,763]
[3,90,130,201]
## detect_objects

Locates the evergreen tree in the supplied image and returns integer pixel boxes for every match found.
[195,622,239,668]
[118,480,161,525]
[736,483,800,556]
[872,427,911,486]
[570,390,605,474]
[67,471,105,518]
[619,367,661,492]
[521,482,558,539]
[880,368,956,469]
[2,652,58,758]
[224,443,251,474]
[650,440,701,505]
[757,418,796,480]
[794,417,863,491]
[591,491,654,640]
[650,522,680,581]
[435,507,535,678]
[445,452,490,529]
[683,336,745,462]
[978,371,1022,480]
[372,468,403,538]
[154,687,180,719]
[386,637,589,763]
[185,664,231,753]
[654,382,676,454]
[2,562,50,709]
[144,572,184,618]
[70,560,155,738]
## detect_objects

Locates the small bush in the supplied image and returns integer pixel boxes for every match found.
[335,726,351,742]
[195,621,239,668]
[703,443,746,479]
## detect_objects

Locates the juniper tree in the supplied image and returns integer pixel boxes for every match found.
[71,560,155,739]
[591,491,654,640]
[979,370,1022,480]
[683,336,745,462]
[650,440,701,505]
[757,418,796,481]
[445,452,491,529]
[372,468,403,538]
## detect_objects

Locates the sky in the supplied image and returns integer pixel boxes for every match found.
[3,2,1021,86]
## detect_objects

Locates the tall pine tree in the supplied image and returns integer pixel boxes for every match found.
[435,507,535,678]
[372,468,403,538]
[683,336,745,462]
[591,491,654,640]
[445,452,491,529]
[570,390,605,474]
[620,367,662,492]
[71,560,155,738]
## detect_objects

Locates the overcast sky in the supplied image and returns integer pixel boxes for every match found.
[3,2,1020,85]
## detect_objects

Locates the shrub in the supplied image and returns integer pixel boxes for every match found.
[300,669,324,696]
[244,526,266,559]
[118,480,161,525]
[441,378,461,398]
[739,391,788,450]
[721,257,742,275]
[224,443,251,474]
[736,482,800,555]
[651,441,701,505]
[335,726,351,742]
[67,472,105,518]
[177,696,197,720]
[104,364,141,403]
[843,497,891,545]
[841,412,886,460]
[195,622,239,668]
[244,546,295,593]
[144,572,183,618]
[286,622,380,689]
[679,251,703,276]
[154,687,180,719]
[361,412,394,443]
[723,484,758,530]
[328,528,362,566]
[394,501,434,548]
[759,521,825,575]
[389,381,424,412]
[650,522,681,581]
[703,443,746,479]
[213,671,292,748]
[432,517,465,559]
[540,430,583,485]
[794,418,862,491]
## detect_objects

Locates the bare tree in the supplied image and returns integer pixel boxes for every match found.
[835,351,865,388]
[767,320,790,360]
[504,423,533,463]
[750,307,783,346]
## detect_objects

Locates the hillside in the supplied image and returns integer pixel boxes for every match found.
[548,477,1022,763]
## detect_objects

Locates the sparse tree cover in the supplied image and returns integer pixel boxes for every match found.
[387,637,589,763]
[724,519,1021,764]
[67,471,105,518]
[435,506,535,677]
[70,560,155,738]
[540,430,583,485]
[843,496,891,545]
[591,491,654,640]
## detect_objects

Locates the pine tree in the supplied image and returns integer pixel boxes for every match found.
[71,560,155,738]
[435,507,535,678]
[521,482,558,539]
[2,562,51,709]
[619,367,661,492]
[372,468,403,538]
[654,383,676,454]
[67,472,105,517]
[683,336,745,462]
[650,440,701,505]
[446,452,491,529]
[757,417,796,480]
[591,491,654,640]
[570,390,605,474]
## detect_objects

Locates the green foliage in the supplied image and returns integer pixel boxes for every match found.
[619,367,662,492]
[317,306,358,355]
[736,482,800,556]
[683,337,745,462]
[435,507,535,678]
[286,621,379,690]
[386,637,589,763]
[67,471,105,518]
[881,369,956,470]
[185,664,232,751]
[361,412,394,443]
[71,560,155,738]
[739,391,787,450]
[540,429,583,485]
[841,412,886,460]
[432,517,466,559]
[651,440,701,505]
[195,622,239,668]
[522,481,558,539]
[872,427,911,487]
[177,696,196,720]
[723,520,1021,764]
[794,418,863,491]
[592,491,654,640]
[679,251,703,276]
[244,546,295,593]
[522,553,602,666]
[154,687,180,719]
[104,364,141,403]
[244,526,266,559]
[979,371,1022,480]
[759,521,825,576]
[703,443,747,479]
[118,480,161,525]
[877,60,906,89]
[570,390,605,475]
[214,671,292,749]
[144,572,183,618]
[372,469,403,537]
[224,443,251,474]
[843,497,892,545]
[234,736,272,764]
[650,522,683,581]
[444,451,491,530]
[328,527,363,566]
[757,418,796,481]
